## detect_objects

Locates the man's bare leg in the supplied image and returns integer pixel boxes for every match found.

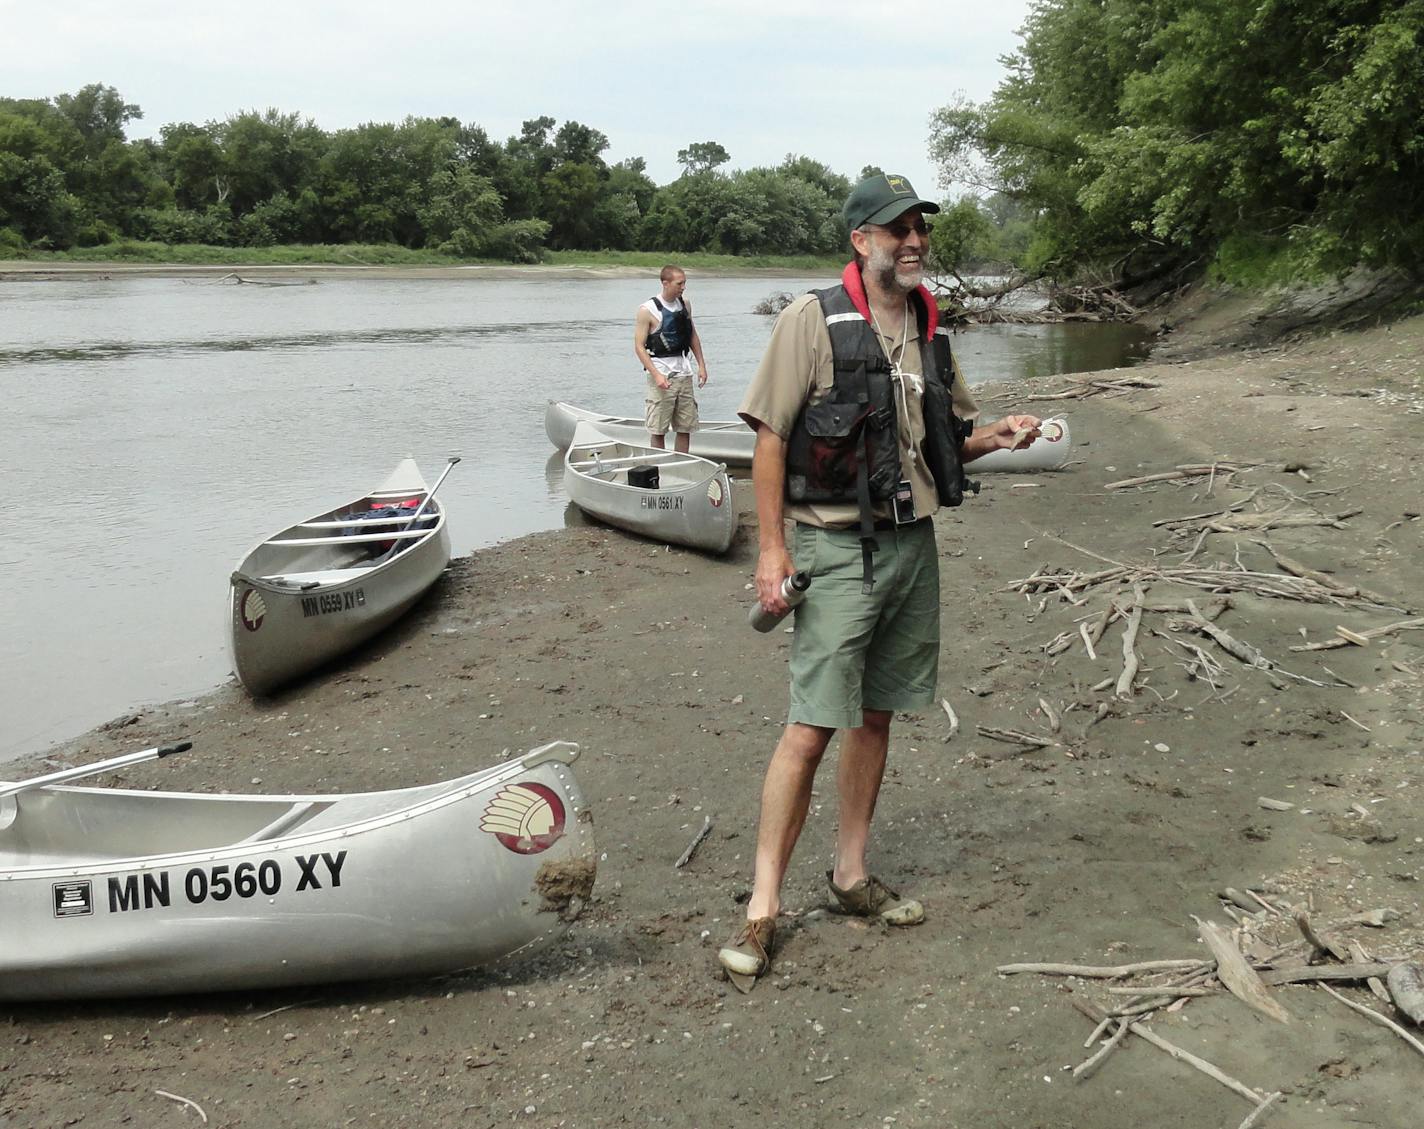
[745,722,835,920]
[831,708,891,890]
[674,431,691,454]
[649,434,666,449]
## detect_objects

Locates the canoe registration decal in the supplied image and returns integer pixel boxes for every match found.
[301,588,366,618]
[707,478,724,508]
[240,589,267,631]
[481,782,566,855]
[95,852,348,916]
[640,495,683,512]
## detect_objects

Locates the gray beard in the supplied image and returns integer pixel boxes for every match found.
[866,243,922,294]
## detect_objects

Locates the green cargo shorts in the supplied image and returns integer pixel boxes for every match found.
[787,518,940,729]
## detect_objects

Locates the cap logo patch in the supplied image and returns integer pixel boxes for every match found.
[886,175,911,195]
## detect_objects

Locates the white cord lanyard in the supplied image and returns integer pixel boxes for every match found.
[870,301,919,466]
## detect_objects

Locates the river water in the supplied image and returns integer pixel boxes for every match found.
[0,274,1150,764]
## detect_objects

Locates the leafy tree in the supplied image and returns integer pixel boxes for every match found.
[54,84,140,149]
[420,165,505,253]
[552,121,609,169]
[928,197,994,271]
[0,87,152,245]
[677,141,730,176]
[541,161,602,249]
[216,109,326,220]
[931,0,1424,279]
[318,117,458,245]
[606,157,656,214]
[158,123,227,209]
[0,146,81,246]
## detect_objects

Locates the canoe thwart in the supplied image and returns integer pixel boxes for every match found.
[237,800,323,844]
[264,528,432,547]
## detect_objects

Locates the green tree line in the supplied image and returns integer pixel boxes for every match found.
[0,85,856,261]
[929,0,1424,284]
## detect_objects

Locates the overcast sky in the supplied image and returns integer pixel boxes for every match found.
[7,0,1033,196]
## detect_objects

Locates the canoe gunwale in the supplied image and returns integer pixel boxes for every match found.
[546,400,755,467]
[566,453,728,498]
[1,742,581,881]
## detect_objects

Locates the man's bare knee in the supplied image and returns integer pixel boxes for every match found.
[857,709,892,737]
[779,723,834,768]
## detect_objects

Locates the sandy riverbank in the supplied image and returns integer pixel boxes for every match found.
[3,315,1422,1128]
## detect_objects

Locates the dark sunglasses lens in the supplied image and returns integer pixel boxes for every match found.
[887,219,931,238]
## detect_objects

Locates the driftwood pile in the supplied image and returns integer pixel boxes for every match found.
[980,374,1163,406]
[999,888,1424,1124]
[995,461,1418,725]
[931,274,1143,325]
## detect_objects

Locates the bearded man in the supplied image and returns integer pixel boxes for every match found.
[717,172,1041,989]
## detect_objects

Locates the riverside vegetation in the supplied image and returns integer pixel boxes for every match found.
[5,1,1423,312]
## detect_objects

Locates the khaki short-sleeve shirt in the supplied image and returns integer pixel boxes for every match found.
[737,292,980,529]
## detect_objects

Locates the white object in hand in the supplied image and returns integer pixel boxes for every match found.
[749,572,812,632]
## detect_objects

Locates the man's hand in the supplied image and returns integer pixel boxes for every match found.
[755,548,797,618]
[654,373,671,390]
[961,413,1043,464]
[995,413,1042,450]
[697,366,709,388]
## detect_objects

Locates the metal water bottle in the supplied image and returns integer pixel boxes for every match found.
[749,572,812,632]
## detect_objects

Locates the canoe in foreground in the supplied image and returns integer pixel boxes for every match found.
[563,421,737,554]
[0,742,595,1001]
[545,399,755,468]
[229,458,452,696]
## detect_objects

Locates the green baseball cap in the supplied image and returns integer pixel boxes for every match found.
[842,172,941,229]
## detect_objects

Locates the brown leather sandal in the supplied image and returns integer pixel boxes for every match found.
[827,872,924,925]
[717,916,776,989]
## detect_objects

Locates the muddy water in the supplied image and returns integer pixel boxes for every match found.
[0,275,1150,763]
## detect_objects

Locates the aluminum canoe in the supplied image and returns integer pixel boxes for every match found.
[229,458,452,696]
[563,421,737,555]
[547,401,1074,473]
[0,742,595,1001]
[545,400,755,468]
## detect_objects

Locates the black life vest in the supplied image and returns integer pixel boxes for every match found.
[644,297,693,357]
[784,275,975,591]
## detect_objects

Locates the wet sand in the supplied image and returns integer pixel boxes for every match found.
[3,314,1422,1128]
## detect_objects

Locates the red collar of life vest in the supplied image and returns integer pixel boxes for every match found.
[839,261,938,338]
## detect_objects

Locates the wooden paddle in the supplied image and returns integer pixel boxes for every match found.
[0,740,192,800]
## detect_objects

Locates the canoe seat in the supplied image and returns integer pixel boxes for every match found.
[237,801,322,844]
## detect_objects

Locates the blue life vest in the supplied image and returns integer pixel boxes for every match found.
[645,297,694,357]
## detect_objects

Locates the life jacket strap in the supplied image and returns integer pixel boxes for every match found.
[856,429,878,594]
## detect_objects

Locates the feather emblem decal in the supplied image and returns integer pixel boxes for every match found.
[481,782,566,854]
[240,589,267,631]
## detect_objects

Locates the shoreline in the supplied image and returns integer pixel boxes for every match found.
[4,316,1422,1127]
[0,261,837,283]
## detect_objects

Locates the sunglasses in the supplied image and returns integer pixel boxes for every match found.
[873,217,933,240]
